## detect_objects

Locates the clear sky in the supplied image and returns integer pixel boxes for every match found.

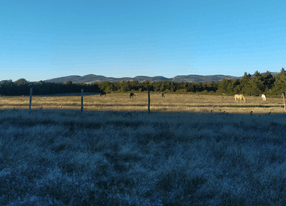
[1,0,285,82]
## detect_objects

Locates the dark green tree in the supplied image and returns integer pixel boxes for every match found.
[225,79,241,95]
[65,80,73,85]
[152,81,161,92]
[99,81,114,93]
[120,81,131,92]
[260,71,275,95]
[217,78,231,94]
[160,81,170,92]
[206,81,218,92]
[195,82,204,92]
[272,68,286,95]
[130,80,140,91]
[14,78,29,86]
[1,80,13,95]
[240,72,252,95]
[248,71,264,95]
[186,83,196,92]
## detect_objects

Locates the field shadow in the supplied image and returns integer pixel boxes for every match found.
[0,92,100,97]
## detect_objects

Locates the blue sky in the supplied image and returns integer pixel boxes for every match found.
[1,0,285,82]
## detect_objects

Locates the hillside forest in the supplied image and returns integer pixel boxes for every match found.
[1,69,286,97]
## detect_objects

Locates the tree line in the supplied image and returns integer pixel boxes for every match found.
[0,68,285,96]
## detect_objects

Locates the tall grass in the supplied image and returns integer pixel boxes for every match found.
[1,109,286,205]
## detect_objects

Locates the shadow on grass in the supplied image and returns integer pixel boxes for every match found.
[0,109,286,205]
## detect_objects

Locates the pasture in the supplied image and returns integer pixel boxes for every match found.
[1,109,286,205]
[0,92,285,114]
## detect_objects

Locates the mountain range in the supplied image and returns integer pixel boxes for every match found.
[43,72,279,84]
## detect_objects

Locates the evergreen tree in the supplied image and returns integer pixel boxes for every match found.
[228,79,241,94]
[249,71,263,95]
[170,82,177,92]
[186,83,196,92]
[195,82,204,92]
[217,78,231,94]
[120,81,131,92]
[261,71,275,95]
[152,81,161,92]
[130,80,140,91]
[240,72,252,95]
[65,80,73,85]
[206,81,218,92]
[141,80,151,92]
[113,82,121,91]
[272,68,286,94]
[14,78,29,86]
[0,80,13,95]
[160,81,170,92]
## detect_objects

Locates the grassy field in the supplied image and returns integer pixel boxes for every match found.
[1,107,286,205]
[1,93,286,205]
[0,92,285,114]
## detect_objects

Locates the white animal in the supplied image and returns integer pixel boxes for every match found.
[234,94,245,102]
[261,94,266,101]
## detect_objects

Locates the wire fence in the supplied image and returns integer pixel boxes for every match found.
[25,88,151,114]
[0,88,285,113]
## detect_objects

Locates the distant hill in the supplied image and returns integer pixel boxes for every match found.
[43,72,279,84]
[44,74,238,84]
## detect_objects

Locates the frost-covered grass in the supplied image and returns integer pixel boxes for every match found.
[1,109,286,205]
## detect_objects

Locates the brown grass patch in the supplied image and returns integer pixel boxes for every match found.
[0,92,285,114]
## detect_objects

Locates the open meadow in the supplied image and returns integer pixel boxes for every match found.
[0,92,285,114]
[1,106,286,205]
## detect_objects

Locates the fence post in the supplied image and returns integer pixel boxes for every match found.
[29,88,33,111]
[148,89,150,114]
[81,89,83,113]
[283,93,286,112]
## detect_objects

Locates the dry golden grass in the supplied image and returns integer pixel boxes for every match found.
[0,92,285,114]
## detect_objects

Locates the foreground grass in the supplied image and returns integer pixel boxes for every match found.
[0,92,285,113]
[1,109,286,205]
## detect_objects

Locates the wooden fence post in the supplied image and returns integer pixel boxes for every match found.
[29,88,33,111]
[81,89,83,113]
[148,89,150,114]
[282,93,286,112]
